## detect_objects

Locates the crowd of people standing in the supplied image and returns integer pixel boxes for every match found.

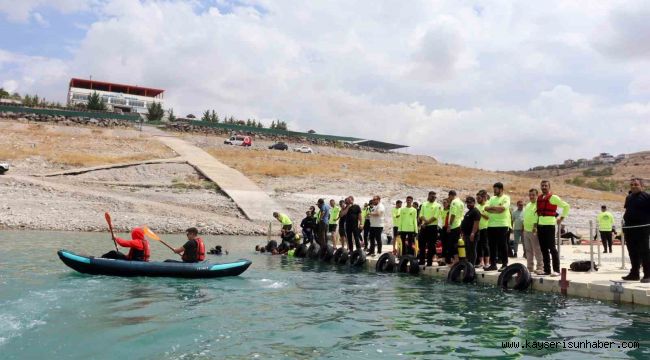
[271,178,650,283]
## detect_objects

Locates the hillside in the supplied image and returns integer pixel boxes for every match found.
[0,119,625,235]
[510,151,650,194]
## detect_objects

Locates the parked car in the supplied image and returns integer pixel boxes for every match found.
[268,142,288,151]
[224,135,252,147]
[0,162,9,175]
[293,146,313,154]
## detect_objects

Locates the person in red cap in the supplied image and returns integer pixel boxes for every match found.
[102,227,150,261]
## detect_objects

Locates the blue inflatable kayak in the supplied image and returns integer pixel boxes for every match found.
[58,249,251,278]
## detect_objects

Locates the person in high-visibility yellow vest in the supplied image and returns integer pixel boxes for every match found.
[419,191,441,266]
[597,205,615,253]
[329,199,341,247]
[485,182,511,272]
[446,190,464,264]
[397,196,418,256]
[273,212,293,231]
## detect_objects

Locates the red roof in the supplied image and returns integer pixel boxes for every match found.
[69,78,164,97]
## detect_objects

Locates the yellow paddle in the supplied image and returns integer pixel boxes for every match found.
[143,226,178,255]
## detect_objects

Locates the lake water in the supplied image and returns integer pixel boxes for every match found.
[1,230,649,359]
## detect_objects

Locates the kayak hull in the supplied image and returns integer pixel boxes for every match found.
[57,249,251,278]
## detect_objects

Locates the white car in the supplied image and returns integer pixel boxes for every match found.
[0,163,9,175]
[293,146,313,153]
[223,135,252,147]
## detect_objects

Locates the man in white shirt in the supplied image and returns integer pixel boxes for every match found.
[367,195,385,256]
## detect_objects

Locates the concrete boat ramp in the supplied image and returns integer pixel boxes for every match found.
[34,126,282,222]
[357,244,650,306]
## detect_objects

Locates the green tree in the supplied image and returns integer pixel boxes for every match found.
[270,120,276,129]
[0,88,9,98]
[257,121,264,128]
[202,110,211,122]
[87,91,106,110]
[167,108,176,122]
[210,110,219,123]
[23,95,32,106]
[146,102,164,121]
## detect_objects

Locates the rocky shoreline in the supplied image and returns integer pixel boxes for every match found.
[0,110,135,128]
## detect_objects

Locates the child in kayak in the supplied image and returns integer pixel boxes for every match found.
[102,227,150,261]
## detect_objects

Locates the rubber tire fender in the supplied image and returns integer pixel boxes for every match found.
[307,243,321,259]
[375,253,396,272]
[349,249,366,267]
[333,248,349,265]
[294,244,308,258]
[497,263,532,291]
[318,244,334,262]
[398,255,420,275]
[447,261,476,283]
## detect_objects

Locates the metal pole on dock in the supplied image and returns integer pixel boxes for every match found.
[620,220,626,270]
[589,220,594,272]
[267,221,272,241]
[596,222,601,267]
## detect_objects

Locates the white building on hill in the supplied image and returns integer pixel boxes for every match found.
[67,78,164,115]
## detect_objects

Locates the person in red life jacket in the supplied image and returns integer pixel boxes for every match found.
[102,227,150,261]
[172,227,206,263]
[536,180,570,277]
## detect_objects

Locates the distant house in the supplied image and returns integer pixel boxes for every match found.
[564,159,576,167]
[0,98,22,105]
[616,154,628,161]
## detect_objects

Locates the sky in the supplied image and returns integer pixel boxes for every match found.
[1,0,649,170]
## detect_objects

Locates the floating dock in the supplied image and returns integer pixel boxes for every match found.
[361,244,649,306]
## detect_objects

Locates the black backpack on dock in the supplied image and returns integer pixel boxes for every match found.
[570,260,598,272]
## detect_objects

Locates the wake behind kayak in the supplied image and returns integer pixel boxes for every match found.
[58,249,252,278]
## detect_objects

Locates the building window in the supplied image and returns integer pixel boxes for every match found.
[72,93,88,101]
[129,100,145,107]
[111,98,126,105]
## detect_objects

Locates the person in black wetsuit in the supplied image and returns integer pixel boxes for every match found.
[622,178,650,282]
[300,210,317,244]
[337,199,348,249]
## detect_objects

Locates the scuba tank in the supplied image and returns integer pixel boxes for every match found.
[458,238,466,259]
[436,240,443,256]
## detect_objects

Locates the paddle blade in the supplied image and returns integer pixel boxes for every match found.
[143,226,161,241]
[104,212,112,226]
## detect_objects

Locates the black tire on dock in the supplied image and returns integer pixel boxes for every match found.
[375,253,396,272]
[318,244,335,262]
[349,249,366,267]
[333,248,349,265]
[398,255,420,275]
[447,261,476,283]
[307,243,321,259]
[294,244,308,258]
[497,263,532,291]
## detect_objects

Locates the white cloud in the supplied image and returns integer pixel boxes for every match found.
[2,0,650,169]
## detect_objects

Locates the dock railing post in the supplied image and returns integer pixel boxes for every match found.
[596,222,601,267]
[267,221,272,241]
[620,220,626,270]
[589,220,594,272]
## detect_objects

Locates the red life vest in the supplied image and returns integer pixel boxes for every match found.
[128,239,150,262]
[536,193,557,217]
[196,237,205,262]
